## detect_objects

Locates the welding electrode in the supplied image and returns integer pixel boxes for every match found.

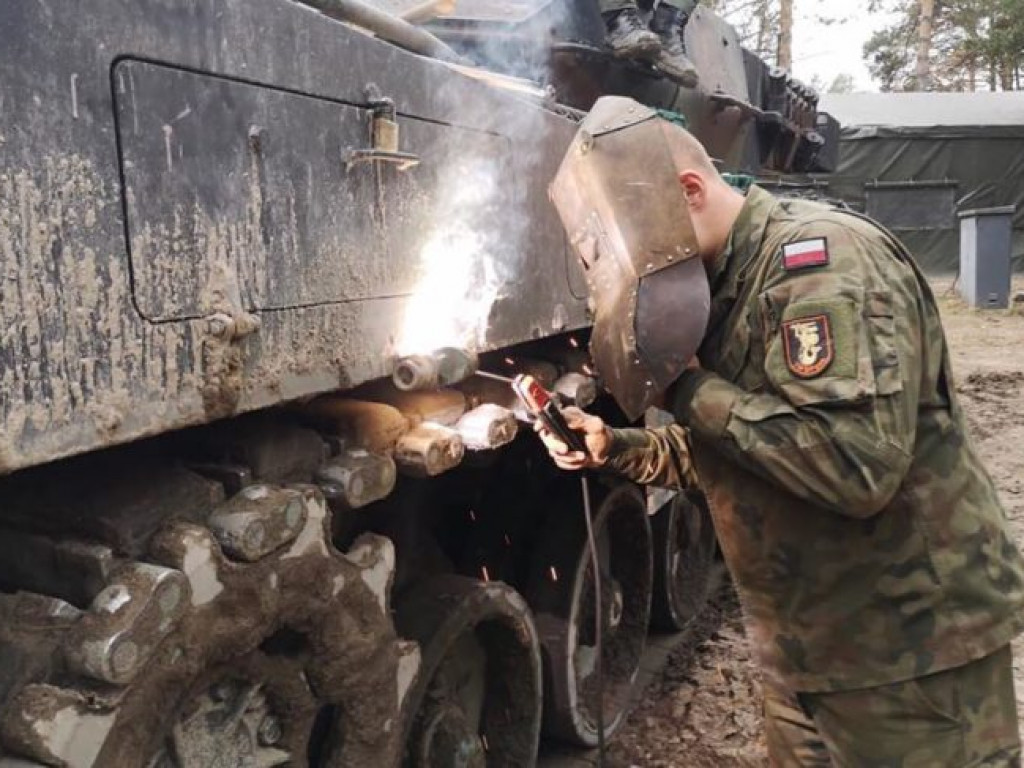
[392,347,479,391]
[473,370,513,384]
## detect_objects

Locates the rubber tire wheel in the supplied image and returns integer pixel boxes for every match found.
[395,574,544,768]
[650,492,717,632]
[526,480,653,747]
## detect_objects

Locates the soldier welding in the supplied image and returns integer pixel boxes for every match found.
[539,96,1024,767]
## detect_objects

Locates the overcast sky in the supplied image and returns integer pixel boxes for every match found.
[786,0,901,92]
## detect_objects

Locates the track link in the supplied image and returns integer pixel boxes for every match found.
[0,480,414,767]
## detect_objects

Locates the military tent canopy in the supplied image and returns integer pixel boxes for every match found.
[815,92,1024,272]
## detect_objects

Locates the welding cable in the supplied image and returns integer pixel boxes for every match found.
[580,473,606,764]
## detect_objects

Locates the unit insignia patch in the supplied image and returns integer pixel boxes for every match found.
[782,315,834,378]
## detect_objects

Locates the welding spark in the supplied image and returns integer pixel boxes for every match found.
[504,534,512,547]
[549,566,559,582]
[569,337,579,349]
[504,356,515,366]
[582,363,595,376]
[481,565,491,582]
[469,510,477,522]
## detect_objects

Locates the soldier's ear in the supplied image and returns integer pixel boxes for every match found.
[677,170,706,211]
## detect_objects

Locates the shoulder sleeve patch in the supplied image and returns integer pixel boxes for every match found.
[782,237,830,270]
[782,315,834,378]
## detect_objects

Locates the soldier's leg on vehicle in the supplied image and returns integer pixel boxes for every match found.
[763,677,833,767]
[649,0,699,86]
[599,0,661,59]
[799,645,1021,767]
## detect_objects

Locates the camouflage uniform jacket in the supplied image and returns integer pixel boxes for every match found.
[607,185,1024,692]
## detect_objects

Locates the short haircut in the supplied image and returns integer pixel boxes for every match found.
[661,121,719,177]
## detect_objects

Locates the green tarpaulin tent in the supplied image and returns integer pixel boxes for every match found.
[807,93,1024,273]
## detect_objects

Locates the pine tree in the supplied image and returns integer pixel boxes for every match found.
[706,0,780,62]
[865,0,1024,91]
[915,0,936,90]
[778,0,793,69]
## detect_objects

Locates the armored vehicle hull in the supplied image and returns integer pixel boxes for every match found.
[0,1,830,764]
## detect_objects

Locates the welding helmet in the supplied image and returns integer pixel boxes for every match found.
[549,96,710,421]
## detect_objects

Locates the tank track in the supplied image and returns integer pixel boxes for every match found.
[0,444,412,766]
[0,341,715,766]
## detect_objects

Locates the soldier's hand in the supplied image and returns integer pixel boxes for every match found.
[534,407,612,471]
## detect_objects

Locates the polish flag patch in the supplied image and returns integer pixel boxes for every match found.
[782,237,830,271]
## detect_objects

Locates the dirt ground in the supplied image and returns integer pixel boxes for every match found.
[606,278,1024,767]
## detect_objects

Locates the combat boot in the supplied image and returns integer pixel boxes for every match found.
[602,7,661,60]
[650,4,699,87]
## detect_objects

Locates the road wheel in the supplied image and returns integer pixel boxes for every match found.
[650,493,717,632]
[527,482,652,747]
[396,574,543,767]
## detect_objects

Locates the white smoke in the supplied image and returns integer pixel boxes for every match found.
[395,3,567,355]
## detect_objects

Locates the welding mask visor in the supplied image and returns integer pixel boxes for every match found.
[549,97,709,421]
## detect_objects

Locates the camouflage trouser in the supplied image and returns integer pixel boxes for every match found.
[765,645,1022,767]
[597,0,696,19]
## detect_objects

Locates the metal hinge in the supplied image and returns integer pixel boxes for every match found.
[344,91,420,172]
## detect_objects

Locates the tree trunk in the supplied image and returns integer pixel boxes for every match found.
[915,0,935,91]
[999,58,1013,90]
[778,0,793,70]
[756,0,773,60]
